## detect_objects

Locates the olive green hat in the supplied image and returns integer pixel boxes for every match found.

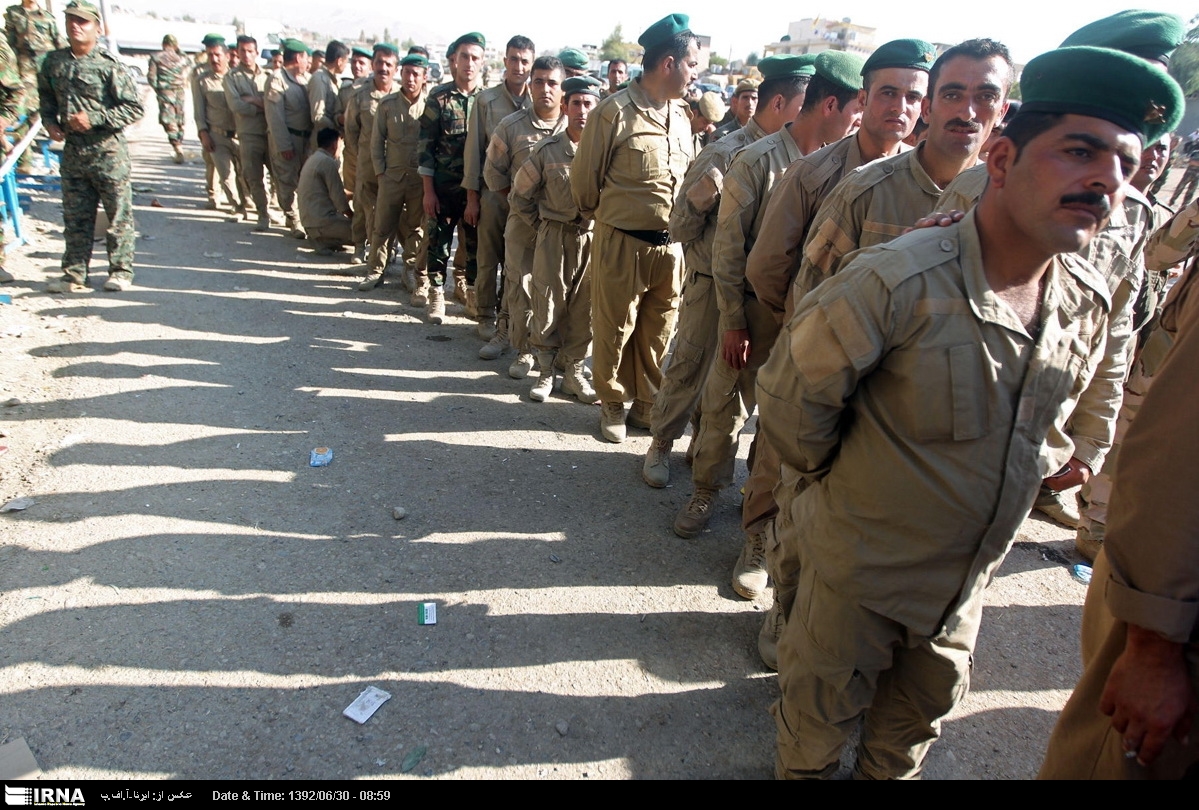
[558,48,588,71]
[1061,11,1186,64]
[758,54,817,81]
[352,46,375,60]
[281,38,312,55]
[63,0,101,23]
[401,53,428,68]
[733,78,759,96]
[563,75,603,99]
[1018,46,1184,144]
[697,91,725,122]
[201,34,226,48]
[638,13,691,50]
[449,32,486,56]
[814,51,867,92]
[861,38,937,74]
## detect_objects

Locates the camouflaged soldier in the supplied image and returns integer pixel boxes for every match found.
[148,34,189,163]
[5,0,64,169]
[0,33,22,284]
[418,32,486,324]
[362,52,427,292]
[39,0,143,293]
[266,38,314,238]
[193,34,247,213]
[342,42,399,277]
[464,35,533,342]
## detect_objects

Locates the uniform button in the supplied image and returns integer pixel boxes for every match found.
[940,239,954,252]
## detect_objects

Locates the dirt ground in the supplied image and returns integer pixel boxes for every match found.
[0,95,1142,780]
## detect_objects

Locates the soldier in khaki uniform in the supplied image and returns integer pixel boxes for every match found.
[482,55,566,379]
[510,75,603,404]
[361,52,427,292]
[759,48,1180,779]
[341,43,398,280]
[686,51,866,598]
[307,40,348,149]
[341,46,373,261]
[571,14,698,443]
[193,34,247,214]
[711,78,757,142]
[641,54,814,491]
[466,35,534,346]
[265,38,313,238]
[297,128,352,251]
[225,35,275,231]
[1039,231,1198,781]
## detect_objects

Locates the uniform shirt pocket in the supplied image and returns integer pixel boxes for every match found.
[619,134,665,178]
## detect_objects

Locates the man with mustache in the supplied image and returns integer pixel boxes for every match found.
[757,46,1183,779]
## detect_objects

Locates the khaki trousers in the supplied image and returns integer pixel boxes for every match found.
[475,188,508,309]
[531,220,592,363]
[305,219,352,247]
[1038,551,1199,779]
[238,132,272,219]
[271,131,310,223]
[773,512,979,779]
[649,271,720,442]
[369,171,425,272]
[691,295,781,493]
[503,213,538,353]
[203,130,245,208]
[590,223,684,405]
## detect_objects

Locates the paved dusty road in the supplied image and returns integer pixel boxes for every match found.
[0,103,1101,780]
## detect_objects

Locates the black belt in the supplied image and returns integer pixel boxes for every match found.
[287,127,312,138]
[616,227,671,247]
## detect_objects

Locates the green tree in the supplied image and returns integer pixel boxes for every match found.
[383,28,391,45]
[601,24,634,62]
[709,53,728,68]
[745,51,759,66]
[402,37,417,52]
[1168,20,1199,96]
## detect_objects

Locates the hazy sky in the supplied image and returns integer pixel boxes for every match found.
[118,1,1196,65]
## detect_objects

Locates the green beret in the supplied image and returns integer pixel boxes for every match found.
[861,38,937,74]
[758,54,817,81]
[449,32,486,56]
[638,13,691,50]
[1061,11,1185,64]
[353,46,375,60]
[733,78,759,95]
[201,34,226,48]
[63,0,100,23]
[282,38,311,55]
[563,75,603,98]
[401,53,429,68]
[814,51,867,92]
[1018,46,1184,144]
[559,48,588,70]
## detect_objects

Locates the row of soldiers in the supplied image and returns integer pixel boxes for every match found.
[283,11,1196,778]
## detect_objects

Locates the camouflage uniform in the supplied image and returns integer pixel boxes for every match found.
[0,34,22,278]
[147,46,189,146]
[4,2,64,115]
[418,80,481,287]
[39,45,144,282]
